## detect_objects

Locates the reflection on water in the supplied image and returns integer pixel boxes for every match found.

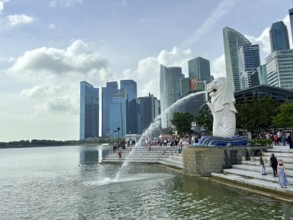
[79,145,111,164]
[0,145,293,220]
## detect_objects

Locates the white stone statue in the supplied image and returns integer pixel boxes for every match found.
[206,77,237,138]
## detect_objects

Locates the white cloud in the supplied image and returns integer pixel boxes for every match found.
[182,0,240,48]
[211,54,226,78]
[121,47,192,98]
[11,40,109,81]
[50,0,82,7]
[0,0,9,13]
[7,14,36,27]
[20,85,61,98]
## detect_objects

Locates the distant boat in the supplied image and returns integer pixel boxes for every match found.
[101,143,109,146]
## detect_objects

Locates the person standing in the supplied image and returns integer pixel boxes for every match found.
[270,153,278,177]
[259,153,267,175]
[278,160,288,188]
[287,133,293,149]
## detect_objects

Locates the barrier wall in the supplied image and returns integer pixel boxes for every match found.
[182,146,271,176]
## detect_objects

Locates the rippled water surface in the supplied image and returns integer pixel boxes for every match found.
[0,145,293,220]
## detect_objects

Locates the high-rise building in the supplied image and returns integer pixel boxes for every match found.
[136,94,160,134]
[102,82,118,137]
[266,49,293,91]
[180,78,190,96]
[120,80,137,102]
[251,65,267,87]
[120,80,137,134]
[238,44,260,89]
[160,65,184,128]
[223,27,251,91]
[289,8,293,44]
[109,89,127,138]
[270,21,290,52]
[188,57,211,83]
[80,81,99,140]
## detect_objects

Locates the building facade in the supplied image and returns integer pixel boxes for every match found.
[120,80,138,134]
[80,81,99,140]
[223,27,251,91]
[238,44,260,89]
[160,65,184,128]
[102,81,118,137]
[109,89,127,138]
[270,21,290,52]
[266,49,293,91]
[188,57,211,83]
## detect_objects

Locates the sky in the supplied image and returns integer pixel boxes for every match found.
[0,0,292,142]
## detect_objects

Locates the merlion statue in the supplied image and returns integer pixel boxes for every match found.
[206,77,237,138]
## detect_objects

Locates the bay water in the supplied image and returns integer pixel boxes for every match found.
[0,145,292,220]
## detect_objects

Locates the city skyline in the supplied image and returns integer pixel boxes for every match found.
[0,0,292,141]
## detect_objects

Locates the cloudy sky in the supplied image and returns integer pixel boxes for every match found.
[0,0,292,141]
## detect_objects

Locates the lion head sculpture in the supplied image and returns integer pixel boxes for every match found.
[206,77,237,113]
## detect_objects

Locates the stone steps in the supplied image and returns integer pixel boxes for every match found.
[102,146,182,168]
[212,145,293,195]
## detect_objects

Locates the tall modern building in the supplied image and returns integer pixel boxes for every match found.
[270,21,290,52]
[188,57,211,83]
[136,94,160,134]
[109,89,127,138]
[160,65,184,128]
[102,82,118,137]
[120,80,137,102]
[120,80,137,134]
[289,8,293,43]
[266,49,293,91]
[223,27,251,91]
[238,44,260,89]
[80,81,99,140]
[251,65,267,87]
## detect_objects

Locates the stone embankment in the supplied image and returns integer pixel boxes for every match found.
[211,145,293,202]
[102,145,183,168]
[102,144,293,202]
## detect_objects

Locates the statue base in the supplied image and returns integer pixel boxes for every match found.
[196,135,248,147]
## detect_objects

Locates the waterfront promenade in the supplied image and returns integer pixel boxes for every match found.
[102,143,293,203]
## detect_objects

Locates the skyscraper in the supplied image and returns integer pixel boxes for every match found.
[120,80,137,102]
[289,8,293,44]
[266,49,293,91]
[238,44,260,89]
[269,21,290,52]
[120,80,137,134]
[109,89,127,138]
[136,94,160,134]
[223,27,251,91]
[102,81,118,137]
[160,65,184,128]
[80,81,99,140]
[188,57,211,83]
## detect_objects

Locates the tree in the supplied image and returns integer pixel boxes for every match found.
[272,103,293,128]
[235,97,280,133]
[170,112,194,136]
[193,109,213,134]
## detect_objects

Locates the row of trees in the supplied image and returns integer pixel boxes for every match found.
[171,98,293,137]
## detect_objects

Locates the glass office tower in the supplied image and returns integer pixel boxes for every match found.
[223,27,251,91]
[160,65,184,128]
[80,81,99,140]
[188,57,211,83]
[102,82,118,137]
[270,21,290,52]
[238,44,260,89]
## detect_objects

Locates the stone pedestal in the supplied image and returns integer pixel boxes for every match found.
[182,146,270,176]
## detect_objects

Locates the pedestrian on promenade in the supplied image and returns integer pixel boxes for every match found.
[259,153,267,175]
[278,160,288,188]
[287,133,293,149]
[270,153,278,177]
[273,134,279,146]
[118,151,122,159]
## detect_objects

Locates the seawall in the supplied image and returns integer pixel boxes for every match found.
[182,145,271,176]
